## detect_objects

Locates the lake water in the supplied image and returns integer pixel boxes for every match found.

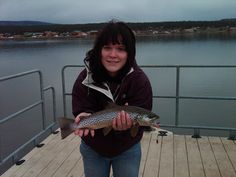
[0,35,236,160]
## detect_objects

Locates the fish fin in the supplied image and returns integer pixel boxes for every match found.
[103,126,113,136]
[130,123,140,137]
[58,117,74,139]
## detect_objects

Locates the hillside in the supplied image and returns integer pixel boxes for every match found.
[0,21,53,26]
[0,18,236,39]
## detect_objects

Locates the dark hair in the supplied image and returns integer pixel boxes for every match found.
[84,20,136,83]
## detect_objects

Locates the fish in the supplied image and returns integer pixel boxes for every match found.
[58,104,160,139]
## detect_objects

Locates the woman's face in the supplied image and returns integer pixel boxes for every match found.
[101,43,128,77]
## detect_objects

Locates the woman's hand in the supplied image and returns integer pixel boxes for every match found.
[112,110,133,131]
[74,112,95,137]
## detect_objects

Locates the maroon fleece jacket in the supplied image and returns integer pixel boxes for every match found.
[72,65,153,158]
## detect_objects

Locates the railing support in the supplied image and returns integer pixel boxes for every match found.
[0,70,57,168]
[61,65,236,137]
[192,128,201,138]
[175,66,180,126]
[228,130,236,140]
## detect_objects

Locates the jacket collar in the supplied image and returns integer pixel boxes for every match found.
[82,60,134,102]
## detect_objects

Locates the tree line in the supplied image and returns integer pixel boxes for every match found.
[1,19,236,34]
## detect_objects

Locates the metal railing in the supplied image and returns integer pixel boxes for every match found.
[62,65,236,139]
[0,70,57,167]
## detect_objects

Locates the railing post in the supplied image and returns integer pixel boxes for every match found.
[175,66,180,126]
[62,66,67,117]
[228,130,236,140]
[0,125,2,163]
[39,71,46,130]
[43,86,57,133]
[192,128,201,138]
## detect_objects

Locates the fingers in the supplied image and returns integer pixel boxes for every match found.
[75,115,80,123]
[74,112,94,137]
[83,129,95,137]
[78,129,84,137]
[74,128,95,137]
[126,113,132,127]
[112,110,133,131]
[90,130,95,137]
[75,112,91,123]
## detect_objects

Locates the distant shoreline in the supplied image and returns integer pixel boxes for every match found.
[1,29,236,41]
[1,19,236,41]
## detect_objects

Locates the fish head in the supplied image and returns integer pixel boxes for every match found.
[136,112,160,127]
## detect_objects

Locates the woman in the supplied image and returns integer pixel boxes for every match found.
[72,20,153,177]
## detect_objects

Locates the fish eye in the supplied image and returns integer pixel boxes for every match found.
[148,115,156,119]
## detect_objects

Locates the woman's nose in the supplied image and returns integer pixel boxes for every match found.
[109,48,118,57]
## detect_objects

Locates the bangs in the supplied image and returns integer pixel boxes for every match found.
[94,21,134,51]
[101,30,124,46]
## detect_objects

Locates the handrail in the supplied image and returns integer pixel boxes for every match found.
[0,70,57,165]
[43,86,57,123]
[61,64,236,139]
[0,70,46,129]
[0,101,43,124]
[61,65,84,117]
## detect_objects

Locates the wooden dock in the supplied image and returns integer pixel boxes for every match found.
[2,130,236,177]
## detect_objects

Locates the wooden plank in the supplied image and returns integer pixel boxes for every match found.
[142,133,161,177]
[52,139,82,177]
[37,137,81,177]
[209,137,236,177]
[66,157,84,177]
[3,133,64,177]
[221,137,236,173]
[4,132,236,177]
[20,134,75,177]
[159,134,174,177]
[66,132,154,177]
[139,132,152,177]
[174,135,189,177]
[186,136,205,177]
[1,133,58,177]
[198,136,221,177]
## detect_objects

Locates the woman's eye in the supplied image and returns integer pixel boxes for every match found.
[102,45,126,51]
[117,45,126,51]
[103,46,111,50]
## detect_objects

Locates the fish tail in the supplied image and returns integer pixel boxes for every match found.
[58,117,75,139]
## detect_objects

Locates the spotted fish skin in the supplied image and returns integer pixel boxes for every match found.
[58,104,159,139]
[76,111,118,129]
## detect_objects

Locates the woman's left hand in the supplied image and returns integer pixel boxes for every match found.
[112,110,133,131]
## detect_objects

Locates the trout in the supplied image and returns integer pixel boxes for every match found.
[58,104,160,139]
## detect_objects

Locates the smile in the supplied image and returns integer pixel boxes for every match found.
[106,60,119,63]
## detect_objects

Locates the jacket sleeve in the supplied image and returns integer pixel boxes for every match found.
[72,70,97,117]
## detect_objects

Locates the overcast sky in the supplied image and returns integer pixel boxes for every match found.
[0,0,236,24]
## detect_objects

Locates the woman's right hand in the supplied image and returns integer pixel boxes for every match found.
[74,112,95,137]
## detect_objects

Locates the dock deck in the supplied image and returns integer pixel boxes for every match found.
[2,130,236,177]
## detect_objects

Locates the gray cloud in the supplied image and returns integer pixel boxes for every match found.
[0,0,236,24]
